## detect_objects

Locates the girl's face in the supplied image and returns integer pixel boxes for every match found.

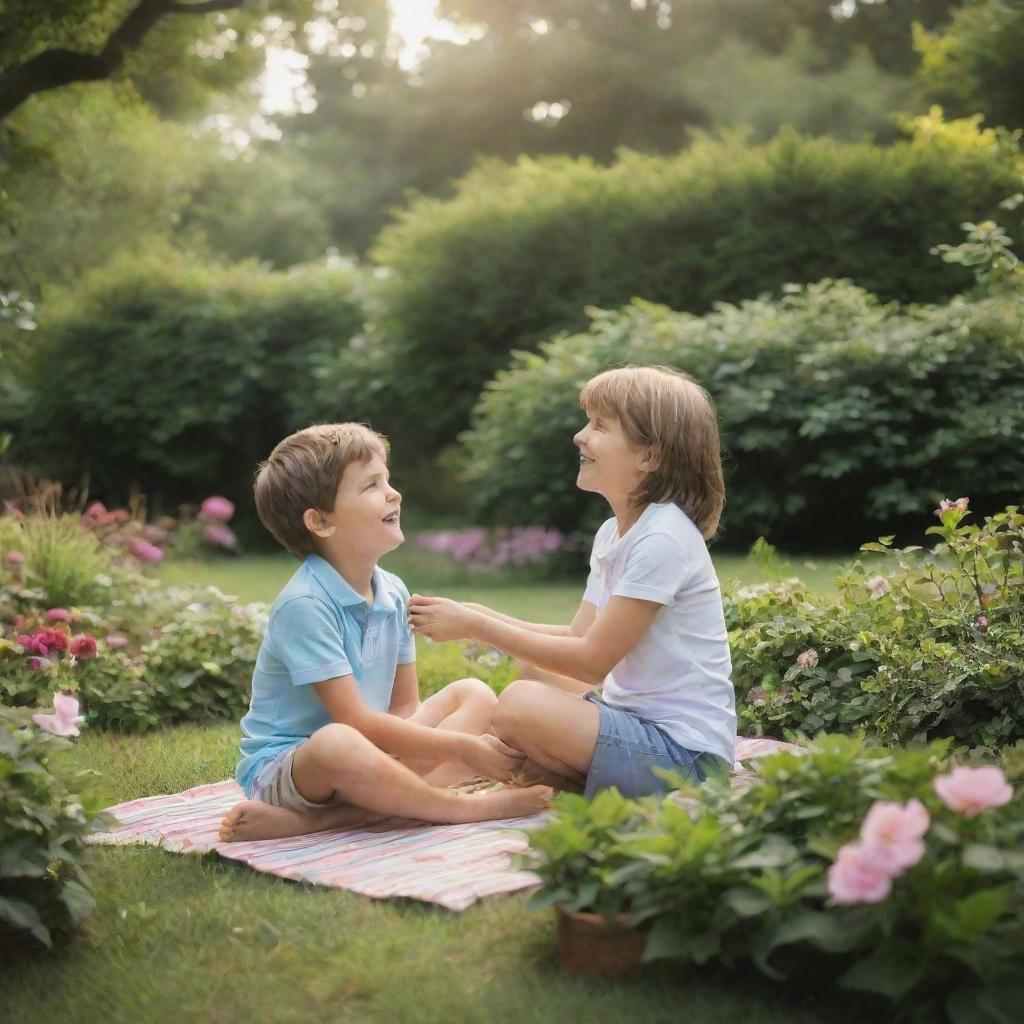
[573,410,654,505]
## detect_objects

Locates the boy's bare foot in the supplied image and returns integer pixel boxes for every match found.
[218,799,383,843]
[457,784,553,823]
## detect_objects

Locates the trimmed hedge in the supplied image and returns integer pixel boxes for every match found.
[369,125,1022,452]
[14,253,367,522]
[458,280,1024,549]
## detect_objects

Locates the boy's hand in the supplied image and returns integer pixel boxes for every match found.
[409,594,478,643]
[461,733,527,783]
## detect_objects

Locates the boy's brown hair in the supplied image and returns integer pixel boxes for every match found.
[579,365,726,539]
[253,423,389,558]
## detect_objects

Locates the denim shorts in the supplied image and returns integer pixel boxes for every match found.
[583,692,725,799]
[250,743,346,814]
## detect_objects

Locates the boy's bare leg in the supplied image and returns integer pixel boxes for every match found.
[218,721,552,843]
[492,679,599,789]
[397,677,502,786]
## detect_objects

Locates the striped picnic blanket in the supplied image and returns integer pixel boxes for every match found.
[87,736,802,911]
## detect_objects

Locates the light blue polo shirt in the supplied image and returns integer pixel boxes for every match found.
[235,553,416,796]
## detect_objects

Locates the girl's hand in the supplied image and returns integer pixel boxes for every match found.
[409,594,478,643]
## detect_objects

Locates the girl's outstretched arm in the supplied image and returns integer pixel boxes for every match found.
[409,594,658,685]
[462,600,597,638]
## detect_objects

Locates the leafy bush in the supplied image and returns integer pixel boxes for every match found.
[459,279,1024,548]
[0,706,106,951]
[369,118,1022,451]
[526,734,1024,1023]
[14,253,367,521]
[728,501,1024,750]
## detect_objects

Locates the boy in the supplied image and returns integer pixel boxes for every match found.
[219,423,551,843]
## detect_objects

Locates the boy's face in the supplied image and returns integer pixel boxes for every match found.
[319,452,403,559]
[573,409,653,503]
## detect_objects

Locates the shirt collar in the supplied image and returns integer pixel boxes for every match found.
[306,554,397,613]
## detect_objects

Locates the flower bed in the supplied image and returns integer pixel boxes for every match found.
[525,735,1024,1022]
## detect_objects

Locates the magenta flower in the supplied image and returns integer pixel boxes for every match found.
[33,628,68,655]
[859,799,930,874]
[105,634,129,649]
[202,523,236,550]
[17,633,44,654]
[70,634,98,660]
[45,608,73,623]
[796,649,818,669]
[827,842,893,904]
[32,693,85,737]
[129,538,165,563]
[25,655,47,670]
[934,766,1013,817]
[200,496,235,522]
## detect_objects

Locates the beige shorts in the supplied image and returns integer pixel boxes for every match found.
[250,744,346,814]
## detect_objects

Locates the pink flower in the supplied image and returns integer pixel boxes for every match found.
[859,799,930,874]
[934,766,1013,817]
[935,497,970,517]
[200,496,235,522]
[32,693,85,737]
[109,509,129,524]
[17,633,44,654]
[202,523,236,550]
[105,634,129,649]
[25,655,47,670]
[129,538,165,563]
[69,634,98,659]
[5,549,24,567]
[796,649,819,669]
[45,608,73,623]
[866,576,890,600]
[34,628,68,655]
[84,501,107,519]
[827,842,893,904]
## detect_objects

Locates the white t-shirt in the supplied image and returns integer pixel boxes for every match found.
[582,501,736,765]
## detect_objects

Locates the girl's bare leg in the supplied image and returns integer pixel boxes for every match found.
[492,679,599,789]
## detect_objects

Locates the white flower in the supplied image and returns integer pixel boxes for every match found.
[866,576,890,600]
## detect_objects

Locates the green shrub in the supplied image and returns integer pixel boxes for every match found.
[728,502,1024,750]
[0,706,107,951]
[459,280,1024,548]
[369,120,1022,451]
[526,734,1024,1022]
[14,253,367,520]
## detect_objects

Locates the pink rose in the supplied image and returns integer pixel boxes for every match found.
[70,634,98,659]
[17,633,43,654]
[827,842,893,904]
[129,539,165,563]
[200,496,235,522]
[105,634,129,649]
[34,628,68,655]
[859,798,930,874]
[45,608,73,623]
[934,766,1013,817]
[796,649,818,669]
[32,693,85,737]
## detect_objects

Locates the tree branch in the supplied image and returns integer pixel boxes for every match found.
[0,0,247,120]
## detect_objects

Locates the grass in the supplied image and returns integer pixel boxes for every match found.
[1,547,880,1024]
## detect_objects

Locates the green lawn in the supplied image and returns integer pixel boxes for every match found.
[1,549,883,1024]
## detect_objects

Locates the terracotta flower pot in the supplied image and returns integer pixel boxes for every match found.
[555,906,648,978]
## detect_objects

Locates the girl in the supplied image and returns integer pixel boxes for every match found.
[409,365,736,799]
